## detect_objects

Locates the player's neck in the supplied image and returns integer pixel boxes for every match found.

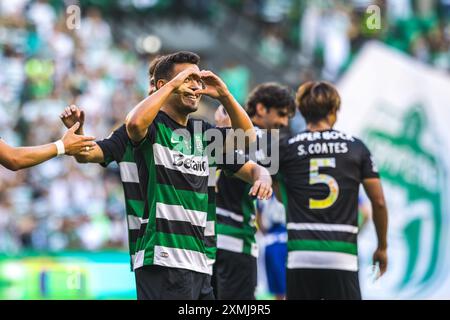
[251,117,266,129]
[307,120,332,132]
[161,106,189,127]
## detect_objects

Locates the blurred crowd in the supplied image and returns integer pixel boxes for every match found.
[225,0,450,79]
[0,1,150,252]
[0,0,449,253]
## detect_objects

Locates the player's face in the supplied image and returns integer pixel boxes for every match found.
[171,63,203,114]
[263,107,290,129]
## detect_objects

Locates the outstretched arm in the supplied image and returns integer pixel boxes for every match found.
[199,71,255,143]
[0,122,95,171]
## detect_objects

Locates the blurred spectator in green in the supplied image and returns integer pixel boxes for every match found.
[219,61,251,105]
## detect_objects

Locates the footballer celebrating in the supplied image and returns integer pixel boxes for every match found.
[59,56,164,270]
[125,51,272,300]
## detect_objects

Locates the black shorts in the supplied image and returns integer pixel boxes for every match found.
[212,249,257,300]
[135,265,215,300]
[286,269,361,300]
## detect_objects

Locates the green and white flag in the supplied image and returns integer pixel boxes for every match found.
[337,42,450,299]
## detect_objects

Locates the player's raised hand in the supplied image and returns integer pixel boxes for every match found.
[61,122,96,156]
[167,67,202,91]
[197,70,230,100]
[60,105,85,132]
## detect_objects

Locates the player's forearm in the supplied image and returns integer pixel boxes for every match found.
[4,144,57,171]
[126,82,176,142]
[371,201,388,250]
[73,144,104,164]
[74,153,91,163]
[219,92,256,142]
[235,161,271,185]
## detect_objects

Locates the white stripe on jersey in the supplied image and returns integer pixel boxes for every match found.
[216,207,244,223]
[153,143,209,177]
[119,162,140,183]
[287,251,358,271]
[287,223,358,234]
[156,202,206,228]
[153,245,212,275]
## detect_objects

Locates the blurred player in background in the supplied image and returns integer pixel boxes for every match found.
[256,195,288,300]
[0,122,95,171]
[125,51,272,300]
[212,83,295,300]
[59,56,164,270]
[275,81,388,300]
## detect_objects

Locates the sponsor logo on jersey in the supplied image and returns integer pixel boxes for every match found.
[173,153,208,173]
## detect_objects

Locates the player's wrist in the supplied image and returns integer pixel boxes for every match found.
[53,140,65,156]
[217,89,232,102]
[167,78,182,91]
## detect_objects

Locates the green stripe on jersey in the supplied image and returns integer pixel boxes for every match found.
[155,184,208,212]
[288,240,357,255]
[126,199,145,218]
[156,232,205,253]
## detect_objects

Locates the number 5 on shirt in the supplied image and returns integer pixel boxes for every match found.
[309,158,339,209]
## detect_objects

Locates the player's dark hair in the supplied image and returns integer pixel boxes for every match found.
[246,83,295,118]
[296,81,341,124]
[153,51,200,85]
[149,55,164,81]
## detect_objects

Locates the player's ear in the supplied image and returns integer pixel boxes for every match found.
[256,103,267,117]
[156,79,167,90]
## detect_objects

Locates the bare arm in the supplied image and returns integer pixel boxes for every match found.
[74,143,105,163]
[126,67,202,142]
[233,161,273,200]
[199,71,255,143]
[0,140,58,171]
[0,122,95,171]
[362,177,388,277]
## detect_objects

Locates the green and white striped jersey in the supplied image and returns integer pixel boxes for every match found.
[215,171,258,258]
[132,111,243,274]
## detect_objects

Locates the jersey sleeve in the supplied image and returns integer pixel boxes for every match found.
[272,136,289,179]
[219,149,248,175]
[132,120,157,150]
[359,140,380,179]
[96,124,128,167]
